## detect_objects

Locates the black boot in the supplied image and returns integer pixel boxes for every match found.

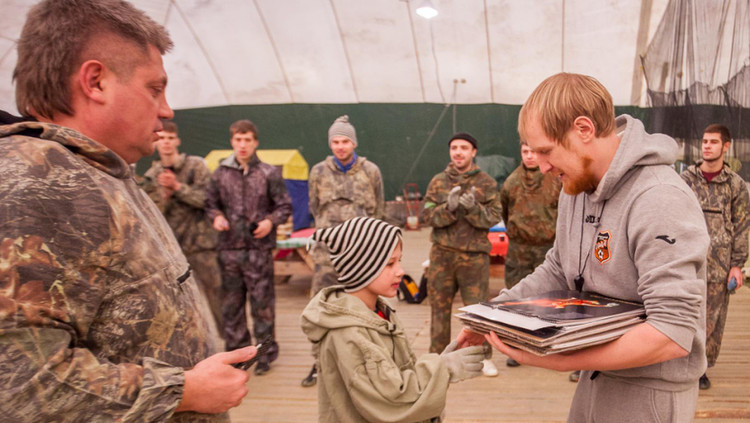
[699,373,711,390]
[301,364,317,387]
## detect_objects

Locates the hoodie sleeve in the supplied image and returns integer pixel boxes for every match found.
[627,184,709,351]
[495,237,568,301]
[324,328,450,423]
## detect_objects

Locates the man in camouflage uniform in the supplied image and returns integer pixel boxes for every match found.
[681,123,750,390]
[141,121,223,333]
[0,1,257,420]
[206,119,292,376]
[422,132,502,375]
[499,140,561,367]
[501,140,562,288]
[301,114,384,386]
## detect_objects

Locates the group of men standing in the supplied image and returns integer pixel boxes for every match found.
[142,118,293,375]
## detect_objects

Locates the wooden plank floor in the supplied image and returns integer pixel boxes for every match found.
[230,228,750,422]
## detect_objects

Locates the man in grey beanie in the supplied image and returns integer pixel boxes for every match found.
[302,115,385,386]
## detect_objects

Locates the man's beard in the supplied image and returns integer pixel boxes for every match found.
[702,151,724,163]
[562,156,598,195]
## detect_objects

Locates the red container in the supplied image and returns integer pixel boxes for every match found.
[488,232,508,257]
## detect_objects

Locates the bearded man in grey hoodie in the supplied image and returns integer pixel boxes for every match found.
[463,73,710,422]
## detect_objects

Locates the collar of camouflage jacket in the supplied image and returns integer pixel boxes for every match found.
[219,152,261,170]
[325,155,365,173]
[156,152,187,171]
[0,120,132,179]
[690,161,733,183]
[445,162,480,178]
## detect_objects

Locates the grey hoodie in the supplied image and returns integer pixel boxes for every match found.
[300,287,450,422]
[499,115,709,391]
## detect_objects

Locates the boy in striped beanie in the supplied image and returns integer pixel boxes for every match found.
[300,217,484,422]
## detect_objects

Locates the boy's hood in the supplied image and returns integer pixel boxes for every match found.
[300,286,401,343]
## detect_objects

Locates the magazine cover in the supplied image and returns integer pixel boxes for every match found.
[480,290,644,323]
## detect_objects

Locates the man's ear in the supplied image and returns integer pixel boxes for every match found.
[76,60,108,104]
[573,116,596,143]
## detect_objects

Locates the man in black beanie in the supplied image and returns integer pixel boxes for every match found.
[421,132,503,377]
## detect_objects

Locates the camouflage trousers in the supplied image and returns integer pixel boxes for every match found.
[706,281,732,367]
[427,245,491,356]
[310,242,340,297]
[187,249,224,336]
[219,249,278,363]
[504,242,553,289]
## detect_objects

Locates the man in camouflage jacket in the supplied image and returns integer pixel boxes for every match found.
[308,115,385,294]
[500,140,561,289]
[422,133,502,360]
[205,120,292,374]
[301,115,384,387]
[0,1,256,420]
[142,121,223,333]
[681,124,750,390]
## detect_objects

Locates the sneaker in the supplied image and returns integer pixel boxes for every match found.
[482,359,499,377]
[569,370,580,382]
[254,361,270,376]
[506,358,520,367]
[699,373,711,390]
[301,364,317,387]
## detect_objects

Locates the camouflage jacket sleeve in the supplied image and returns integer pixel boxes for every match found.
[499,180,510,225]
[264,165,293,226]
[171,157,212,210]
[204,173,225,222]
[421,173,459,228]
[463,173,502,230]
[365,161,385,220]
[730,176,750,268]
[308,163,322,219]
[141,163,165,211]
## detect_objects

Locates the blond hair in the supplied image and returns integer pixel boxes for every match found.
[518,73,615,145]
[14,0,172,119]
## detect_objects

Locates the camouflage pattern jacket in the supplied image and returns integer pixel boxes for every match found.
[206,153,292,251]
[141,153,218,255]
[422,163,502,253]
[308,156,384,228]
[499,164,561,246]
[0,121,224,422]
[681,162,750,283]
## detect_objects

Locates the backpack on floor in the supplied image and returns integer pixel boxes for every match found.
[397,274,428,304]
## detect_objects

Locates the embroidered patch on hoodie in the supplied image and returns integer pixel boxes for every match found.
[595,231,612,264]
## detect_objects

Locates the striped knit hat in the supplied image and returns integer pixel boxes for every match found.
[312,217,402,292]
[328,115,358,147]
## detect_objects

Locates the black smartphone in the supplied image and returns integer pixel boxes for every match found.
[232,337,272,370]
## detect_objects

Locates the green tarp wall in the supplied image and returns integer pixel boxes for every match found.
[136,104,649,201]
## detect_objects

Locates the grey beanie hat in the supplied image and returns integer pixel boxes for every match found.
[312,217,402,292]
[328,115,358,147]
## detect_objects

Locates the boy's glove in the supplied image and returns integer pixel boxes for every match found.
[439,340,484,383]
[446,186,461,212]
[459,187,476,210]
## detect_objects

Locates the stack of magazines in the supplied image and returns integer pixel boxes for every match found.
[455,290,646,356]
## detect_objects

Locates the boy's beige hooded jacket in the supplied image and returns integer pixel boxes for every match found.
[301,286,450,423]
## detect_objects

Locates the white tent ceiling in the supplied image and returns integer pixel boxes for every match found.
[0,0,670,115]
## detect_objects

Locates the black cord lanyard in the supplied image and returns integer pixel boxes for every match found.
[575,196,607,292]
